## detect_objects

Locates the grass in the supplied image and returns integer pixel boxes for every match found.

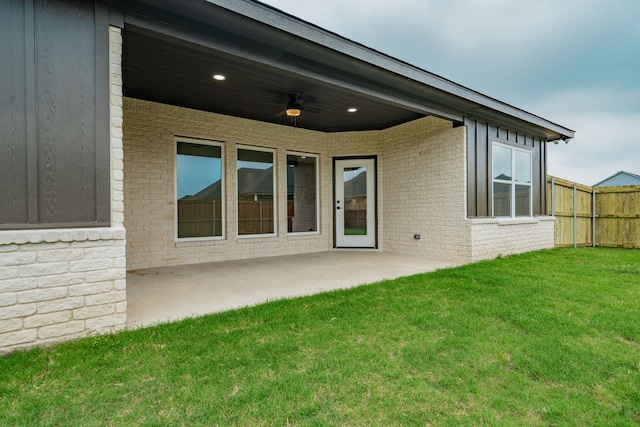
[1,247,639,426]
[344,227,367,235]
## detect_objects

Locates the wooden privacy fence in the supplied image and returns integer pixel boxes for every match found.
[180,199,300,236]
[177,199,223,238]
[547,176,640,248]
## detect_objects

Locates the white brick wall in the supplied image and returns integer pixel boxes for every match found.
[381,118,470,261]
[110,26,125,227]
[124,98,335,270]
[125,98,478,268]
[0,228,126,354]
[0,26,126,354]
[466,217,555,262]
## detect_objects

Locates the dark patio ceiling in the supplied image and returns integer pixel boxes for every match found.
[123,28,426,132]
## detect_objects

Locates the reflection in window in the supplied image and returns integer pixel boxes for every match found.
[343,167,367,235]
[176,141,223,239]
[287,154,318,233]
[493,145,512,181]
[515,150,532,183]
[493,182,511,217]
[237,148,275,236]
[492,143,532,217]
[515,185,531,216]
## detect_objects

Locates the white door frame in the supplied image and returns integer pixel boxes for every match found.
[334,157,377,248]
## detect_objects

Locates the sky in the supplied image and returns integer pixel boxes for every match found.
[260,0,640,186]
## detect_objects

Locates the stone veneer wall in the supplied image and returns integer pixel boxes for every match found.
[0,27,126,354]
[466,217,555,262]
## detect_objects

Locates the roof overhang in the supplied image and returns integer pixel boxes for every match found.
[109,0,575,140]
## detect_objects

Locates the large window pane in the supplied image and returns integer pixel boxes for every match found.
[287,154,318,233]
[515,150,532,183]
[515,185,531,216]
[343,166,368,235]
[238,148,275,235]
[176,141,223,239]
[493,145,512,181]
[493,182,511,217]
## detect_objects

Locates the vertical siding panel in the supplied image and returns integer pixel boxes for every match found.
[35,0,97,224]
[532,144,540,215]
[541,140,547,214]
[95,2,111,223]
[25,0,39,224]
[35,0,57,222]
[0,0,29,224]
[476,121,489,216]
[465,118,477,217]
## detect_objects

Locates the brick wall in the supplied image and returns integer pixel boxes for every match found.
[381,118,470,261]
[124,98,484,269]
[0,229,126,353]
[467,217,555,262]
[124,99,335,270]
[0,27,126,354]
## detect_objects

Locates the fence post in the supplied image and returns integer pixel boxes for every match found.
[551,177,555,216]
[573,184,577,248]
[592,190,597,247]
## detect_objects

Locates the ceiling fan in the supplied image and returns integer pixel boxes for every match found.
[275,93,321,118]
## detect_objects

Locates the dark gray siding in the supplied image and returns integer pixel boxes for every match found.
[0,0,110,229]
[1,0,30,224]
[466,118,547,217]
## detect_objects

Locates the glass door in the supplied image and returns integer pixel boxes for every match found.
[334,158,376,248]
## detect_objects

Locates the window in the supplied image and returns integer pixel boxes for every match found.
[287,153,319,234]
[176,139,224,240]
[237,147,276,236]
[492,142,532,217]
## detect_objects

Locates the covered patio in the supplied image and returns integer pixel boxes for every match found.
[126,251,459,328]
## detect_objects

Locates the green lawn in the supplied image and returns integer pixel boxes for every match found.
[344,227,367,235]
[1,248,639,426]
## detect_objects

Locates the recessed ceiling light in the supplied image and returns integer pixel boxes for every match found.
[212,74,226,81]
[347,107,358,113]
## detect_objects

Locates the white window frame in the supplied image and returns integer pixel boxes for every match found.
[174,136,225,242]
[492,141,533,218]
[286,151,320,236]
[236,145,277,238]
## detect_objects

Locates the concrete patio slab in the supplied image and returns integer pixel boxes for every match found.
[126,251,459,328]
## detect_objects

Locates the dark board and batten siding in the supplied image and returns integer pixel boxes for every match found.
[0,0,110,229]
[465,118,547,217]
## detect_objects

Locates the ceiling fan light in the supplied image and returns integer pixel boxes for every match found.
[286,108,301,117]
